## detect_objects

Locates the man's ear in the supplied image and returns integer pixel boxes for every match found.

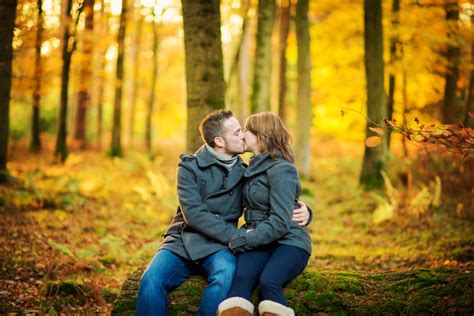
[213,136,225,148]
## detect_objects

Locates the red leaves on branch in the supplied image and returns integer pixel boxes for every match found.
[364,118,474,157]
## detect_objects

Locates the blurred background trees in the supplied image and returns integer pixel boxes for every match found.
[0,0,472,184]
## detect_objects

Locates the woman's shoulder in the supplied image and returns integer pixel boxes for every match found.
[266,158,297,178]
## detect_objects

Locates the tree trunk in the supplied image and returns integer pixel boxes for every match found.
[225,0,250,123]
[31,0,43,153]
[110,0,127,157]
[360,0,387,190]
[95,0,107,150]
[294,0,312,178]
[441,0,461,124]
[128,2,142,146]
[0,0,17,183]
[238,0,251,122]
[146,4,158,154]
[386,0,399,149]
[181,0,226,153]
[55,0,73,162]
[464,12,473,128]
[73,0,94,149]
[278,0,291,123]
[251,0,276,113]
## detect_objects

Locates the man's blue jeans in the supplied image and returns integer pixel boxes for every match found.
[136,249,236,316]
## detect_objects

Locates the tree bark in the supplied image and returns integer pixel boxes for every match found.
[128,2,142,146]
[146,3,159,154]
[386,0,399,149]
[95,0,107,150]
[181,0,226,152]
[55,0,74,162]
[360,0,387,190]
[278,0,291,123]
[464,12,473,128]
[441,0,461,124]
[251,0,276,113]
[31,0,43,153]
[225,0,250,123]
[110,0,127,157]
[74,0,95,149]
[294,0,312,178]
[0,0,17,183]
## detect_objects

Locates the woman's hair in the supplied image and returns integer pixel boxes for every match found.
[245,112,294,162]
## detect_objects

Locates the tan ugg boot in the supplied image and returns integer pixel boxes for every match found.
[258,300,295,316]
[217,297,255,316]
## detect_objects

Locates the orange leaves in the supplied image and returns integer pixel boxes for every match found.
[365,136,381,148]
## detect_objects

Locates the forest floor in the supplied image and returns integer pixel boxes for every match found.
[0,140,473,314]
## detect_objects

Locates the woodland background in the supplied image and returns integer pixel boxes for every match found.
[0,0,473,313]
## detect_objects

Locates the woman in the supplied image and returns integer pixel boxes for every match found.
[217,112,312,316]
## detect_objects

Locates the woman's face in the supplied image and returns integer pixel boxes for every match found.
[244,129,259,154]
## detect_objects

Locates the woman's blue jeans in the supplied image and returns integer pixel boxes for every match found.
[136,249,236,316]
[227,243,309,306]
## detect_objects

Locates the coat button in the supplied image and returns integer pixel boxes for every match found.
[229,190,233,195]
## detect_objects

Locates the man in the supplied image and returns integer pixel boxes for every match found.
[136,110,311,315]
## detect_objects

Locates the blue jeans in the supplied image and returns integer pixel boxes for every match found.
[227,243,309,306]
[136,249,236,316]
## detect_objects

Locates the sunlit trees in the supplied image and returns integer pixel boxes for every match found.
[55,0,75,161]
[386,0,400,149]
[294,0,312,178]
[181,0,225,152]
[441,0,461,124]
[74,0,95,149]
[110,0,128,157]
[278,0,291,123]
[360,0,387,189]
[146,1,159,154]
[31,0,44,153]
[95,0,108,150]
[251,0,276,113]
[0,0,18,183]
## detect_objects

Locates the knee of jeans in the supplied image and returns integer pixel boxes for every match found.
[259,274,281,290]
[139,270,165,296]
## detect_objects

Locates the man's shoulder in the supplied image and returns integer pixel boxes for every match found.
[179,153,196,162]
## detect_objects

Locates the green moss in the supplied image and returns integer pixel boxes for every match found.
[332,276,365,295]
[407,295,438,314]
[304,291,345,312]
[386,298,407,313]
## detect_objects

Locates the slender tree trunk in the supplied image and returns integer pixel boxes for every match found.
[386,0,399,149]
[74,0,95,149]
[95,0,107,150]
[146,5,159,154]
[295,0,312,178]
[181,0,226,152]
[0,0,18,183]
[225,0,250,122]
[55,0,73,162]
[464,13,473,128]
[278,0,291,123]
[128,2,142,146]
[238,0,251,121]
[360,0,387,190]
[251,0,276,113]
[31,0,43,153]
[441,0,460,124]
[402,68,409,158]
[110,0,127,157]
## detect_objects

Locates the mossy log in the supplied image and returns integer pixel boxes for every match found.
[112,267,473,315]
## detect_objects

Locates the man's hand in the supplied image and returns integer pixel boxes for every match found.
[292,200,310,226]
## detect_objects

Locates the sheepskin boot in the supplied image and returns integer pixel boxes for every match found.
[258,300,295,316]
[217,297,255,316]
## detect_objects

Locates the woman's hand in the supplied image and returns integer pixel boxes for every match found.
[292,200,310,226]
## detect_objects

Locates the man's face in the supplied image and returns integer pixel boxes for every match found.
[219,117,245,156]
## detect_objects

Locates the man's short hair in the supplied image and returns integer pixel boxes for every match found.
[199,110,233,147]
